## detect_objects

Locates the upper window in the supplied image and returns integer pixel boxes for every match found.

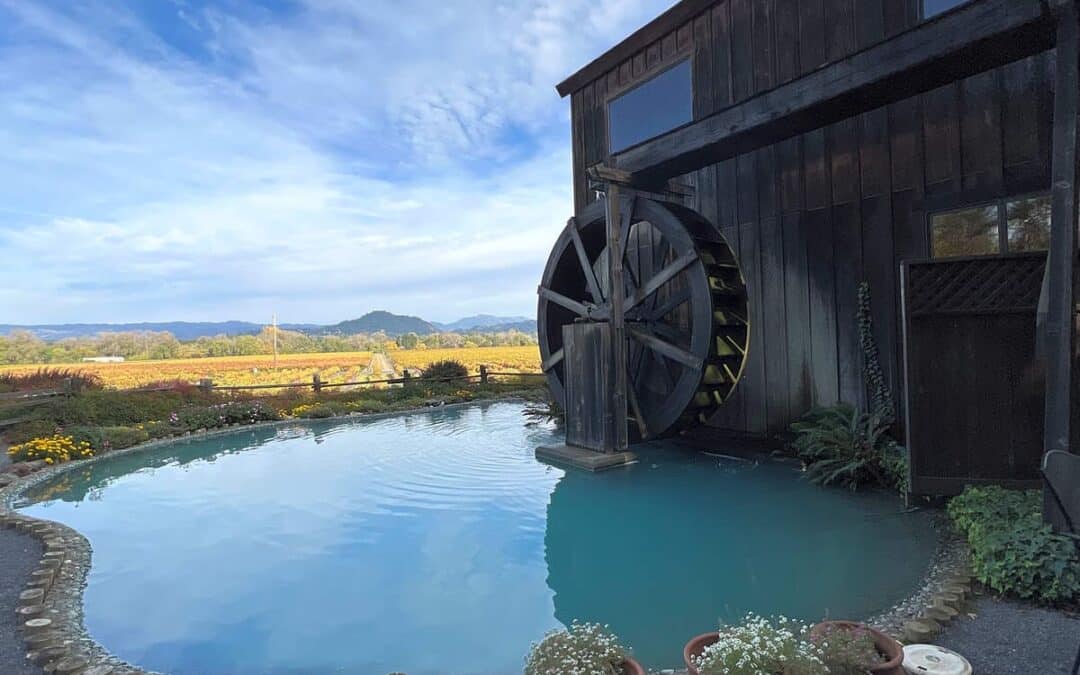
[922,0,972,19]
[930,194,1051,259]
[608,59,692,154]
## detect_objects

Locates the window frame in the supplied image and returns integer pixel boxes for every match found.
[927,191,1052,259]
[604,54,695,156]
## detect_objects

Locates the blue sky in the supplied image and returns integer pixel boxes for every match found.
[0,0,671,325]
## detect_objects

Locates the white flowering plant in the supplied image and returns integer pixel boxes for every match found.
[693,614,827,675]
[524,621,630,675]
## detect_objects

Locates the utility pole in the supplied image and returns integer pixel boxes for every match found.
[272,313,278,369]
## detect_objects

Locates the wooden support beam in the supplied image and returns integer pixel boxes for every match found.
[606,184,629,453]
[613,0,1055,183]
[587,164,695,198]
[1045,0,1079,455]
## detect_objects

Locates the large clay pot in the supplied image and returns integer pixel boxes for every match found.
[621,657,647,675]
[682,632,719,675]
[810,621,904,675]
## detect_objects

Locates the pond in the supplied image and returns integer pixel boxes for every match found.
[15,401,936,674]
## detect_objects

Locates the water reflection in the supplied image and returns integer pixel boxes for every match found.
[16,403,934,673]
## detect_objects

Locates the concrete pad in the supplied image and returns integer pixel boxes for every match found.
[535,444,637,472]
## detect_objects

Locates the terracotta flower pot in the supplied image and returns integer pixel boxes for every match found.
[682,631,719,675]
[810,621,904,675]
[621,657,647,675]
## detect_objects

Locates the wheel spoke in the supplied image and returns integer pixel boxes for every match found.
[650,286,691,319]
[650,348,675,392]
[541,347,564,372]
[568,218,604,303]
[537,286,590,317]
[625,250,698,312]
[626,378,649,439]
[649,320,684,343]
[628,325,703,369]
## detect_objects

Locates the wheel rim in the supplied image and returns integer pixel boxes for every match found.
[537,197,749,438]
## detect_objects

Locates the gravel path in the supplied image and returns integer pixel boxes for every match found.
[936,593,1080,675]
[0,527,43,675]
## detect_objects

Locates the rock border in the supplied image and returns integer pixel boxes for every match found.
[0,396,533,675]
[865,511,974,643]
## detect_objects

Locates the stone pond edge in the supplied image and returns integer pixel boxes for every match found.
[0,396,975,673]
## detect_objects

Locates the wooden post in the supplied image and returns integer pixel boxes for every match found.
[312,373,322,394]
[1045,0,1079,456]
[606,183,629,452]
[479,365,489,385]
[198,378,213,393]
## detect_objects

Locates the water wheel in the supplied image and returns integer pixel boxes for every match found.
[538,196,749,439]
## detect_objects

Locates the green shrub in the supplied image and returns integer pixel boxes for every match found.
[422,360,469,381]
[948,486,1080,604]
[525,622,629,675]
[68,426,150,452]
[789,404,906,492]
[5,419,61,445]
[48,390,203,426]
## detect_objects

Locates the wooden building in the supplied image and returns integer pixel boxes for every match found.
[556,0,1079,494]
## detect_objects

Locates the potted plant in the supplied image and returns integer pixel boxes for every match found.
[810,621,903,675]
[525,621,645,675]
[683,614,827,675]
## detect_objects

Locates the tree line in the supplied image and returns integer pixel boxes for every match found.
[0,327,537,365]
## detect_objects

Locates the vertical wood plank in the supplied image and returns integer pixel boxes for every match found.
[778,136,802,213]
[730,0,754,102]
[712,2,734,109]
[833,199,865,409]
[571,90,586,213]
[960,71,1004,193]
[693,11,714,119]
[799,0,826,75]
[1002,54,1051,189]
[922,83,962,194]
[823,0,856,63]
[740,216,768,433]
[855,0,885,49]
[646,41,662,71]
[804,129,840,405]
[761,210,789,432]
[661,31,678,60]
[775,0,800,84]
[751,0,775,94]
[783,210,813,420]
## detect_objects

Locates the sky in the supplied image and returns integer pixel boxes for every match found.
[0,0,673,325]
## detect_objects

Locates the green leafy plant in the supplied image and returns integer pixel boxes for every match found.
[790,405,903,491]
[948,486,1080,604]
[857,282,894,426]
[811,624,884,675]
[422,359,469,381]
[524,622,629,675]
[693,614,826,675]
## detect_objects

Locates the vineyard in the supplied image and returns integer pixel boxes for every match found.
[386,346,540,375]
[0,346,541,390]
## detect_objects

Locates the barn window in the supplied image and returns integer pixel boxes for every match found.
[922,0,972,19]
[608,59,692,153]
[930,194,1051,259]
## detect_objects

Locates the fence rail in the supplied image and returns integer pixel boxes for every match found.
[0,368,546,401]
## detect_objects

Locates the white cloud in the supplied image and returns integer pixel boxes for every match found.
[0,0,674,324]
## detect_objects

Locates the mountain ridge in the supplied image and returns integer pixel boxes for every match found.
[0,311,536,341]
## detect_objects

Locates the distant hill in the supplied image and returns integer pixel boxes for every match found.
[434,314,532,331]
[0,321,289,341]
[0,311,535,341]
[320,311,438,336]
[475,320,537,333]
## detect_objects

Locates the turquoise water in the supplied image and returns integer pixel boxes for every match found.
[15,402,935,674]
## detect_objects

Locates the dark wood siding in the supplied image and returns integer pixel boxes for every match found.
[567,0,1055,435]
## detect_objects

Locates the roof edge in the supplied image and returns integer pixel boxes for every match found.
[555,0,713,97]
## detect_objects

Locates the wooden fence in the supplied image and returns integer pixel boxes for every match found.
[901,253,1048,496]
[0,367,545,429]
